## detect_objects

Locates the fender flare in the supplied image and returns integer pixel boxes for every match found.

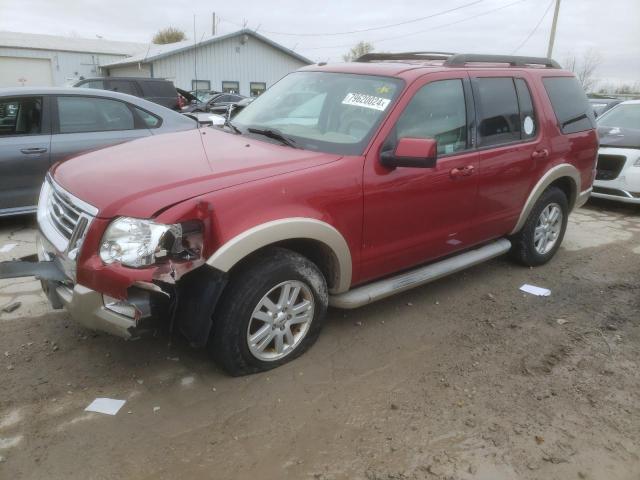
[510,163,580,235]
[206,218,352,293]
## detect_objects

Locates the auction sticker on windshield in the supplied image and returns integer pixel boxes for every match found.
[342,93,391,111]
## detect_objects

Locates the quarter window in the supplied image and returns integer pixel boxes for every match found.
[395,79,467,155]
[0,97,42,136]
[57,96,135,133]
[515,78,537,139]
[475,78,521,146]
[134,107,161,128]
[250,82,266,97]
[222,81,240,94]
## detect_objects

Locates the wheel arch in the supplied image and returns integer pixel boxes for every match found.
[206,218,352,294]
[510,164,580,235]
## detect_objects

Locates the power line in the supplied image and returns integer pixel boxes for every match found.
[220,1,483,37]
[300,0,526,51]
[511,0,554,54]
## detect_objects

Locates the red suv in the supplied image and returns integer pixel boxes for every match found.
[3,53,598,375]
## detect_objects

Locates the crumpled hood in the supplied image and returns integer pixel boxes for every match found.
[598,126,640,149]
[53,128,341,218]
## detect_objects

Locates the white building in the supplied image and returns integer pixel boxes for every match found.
[102,29,312,96]
[0,31,144,87]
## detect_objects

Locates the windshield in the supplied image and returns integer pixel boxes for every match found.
[233,71,403,155]
[598,103,640,130]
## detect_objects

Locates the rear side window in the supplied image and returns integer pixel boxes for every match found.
[515,78,536,139]
[542,77,595,134]
[108,80,138,96]
[0,97,42,136]
[475,78,521,146]
[57,96,134,133]
[396,79,467,155]
[140,80,176,97]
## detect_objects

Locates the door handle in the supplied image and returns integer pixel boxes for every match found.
[20,147,47,154]
[450,165,475,179]
[531,149,549,159]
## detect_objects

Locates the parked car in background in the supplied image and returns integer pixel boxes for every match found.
[592,100,640,204]
[181,92,247,114]
[1,53,598,376]
[183,98,254,127]
[73,77,183,111]
[588,97,623,117]
[0,87,196,217]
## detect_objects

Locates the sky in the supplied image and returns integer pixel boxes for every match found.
[1,0,639,85]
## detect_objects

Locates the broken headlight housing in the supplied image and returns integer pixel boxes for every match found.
[99,217,201,268]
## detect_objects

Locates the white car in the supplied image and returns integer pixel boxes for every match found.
[592,100,640,204]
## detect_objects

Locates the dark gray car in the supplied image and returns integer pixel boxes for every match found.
[0,87,196,217]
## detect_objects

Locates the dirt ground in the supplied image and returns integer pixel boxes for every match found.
[1,199,639,480]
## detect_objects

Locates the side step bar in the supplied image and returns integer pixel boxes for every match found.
[329,238,511,309]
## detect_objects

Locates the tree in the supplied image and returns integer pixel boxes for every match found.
[562,49,602,93]
[342,41,374,62]
[152,27,186,45]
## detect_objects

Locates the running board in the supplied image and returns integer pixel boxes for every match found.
[329,238,512,309]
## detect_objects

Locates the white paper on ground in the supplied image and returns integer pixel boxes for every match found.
[0,243,17,253]
[520,284,551,297]
[85,398,126,416]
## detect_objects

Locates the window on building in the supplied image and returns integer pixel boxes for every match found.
[250,82,266,97]
[57,96,135,133]
[395,79,467,155]
[222,81,240,94]
[542,77,595,134]
[475,78,522,147]
[107,80,138,96]
[192,80,211,92]
[0,97,42,136]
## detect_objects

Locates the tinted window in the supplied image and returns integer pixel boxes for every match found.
[396,79,467,155]
[543,77,595,134]
[81,80,105,89]
[515,78,536,139]
[135,107,161,128]
[140,80,176,97]
[57,97,134,133]
[0,97,42,136]
[108,80,138,96]
[476,78,521,146]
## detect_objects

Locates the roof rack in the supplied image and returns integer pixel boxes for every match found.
[443,54,560,68]
[356,51,455,63]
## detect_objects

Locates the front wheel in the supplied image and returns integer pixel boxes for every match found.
[209,247,328,376]
[510,186,569,266]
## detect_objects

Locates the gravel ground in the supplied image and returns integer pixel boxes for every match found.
[0,199,639,480]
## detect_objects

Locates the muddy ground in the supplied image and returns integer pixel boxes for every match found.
[1,199,639,480]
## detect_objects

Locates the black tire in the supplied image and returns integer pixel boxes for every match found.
[510,186,569,267]
[209,247,328,376]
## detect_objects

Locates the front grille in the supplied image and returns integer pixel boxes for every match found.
[596,154,626,180]
[48,187,83,240]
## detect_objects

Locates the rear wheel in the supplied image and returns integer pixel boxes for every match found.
[209,247,328,376]
[510,186,569,266]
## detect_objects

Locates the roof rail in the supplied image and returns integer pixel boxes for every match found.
[444,54,561,68]
[356,51,455,63]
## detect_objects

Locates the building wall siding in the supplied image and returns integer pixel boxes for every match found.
[0,47,127,86]
[150,35,306,94]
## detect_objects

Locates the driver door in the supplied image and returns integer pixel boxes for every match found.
[360,72,480,283]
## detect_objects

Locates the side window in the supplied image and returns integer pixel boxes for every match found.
[140,81,176,98]
[515,78,536,139]
[0,97,43,136]
[108,80,138,96]
[395,79,467,155]
[80,80,105,89]
[475,78,521,146]
[542,77,595,134]
[134,107,161,128]
[222,81,240,94]
[57,97,134,133]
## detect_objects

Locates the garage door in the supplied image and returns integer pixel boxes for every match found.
[0,57,54,87]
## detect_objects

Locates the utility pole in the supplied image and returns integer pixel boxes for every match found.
[546,0,561,58]
[212,12,216,36]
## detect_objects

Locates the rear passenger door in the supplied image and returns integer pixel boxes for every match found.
[0,95,51,212]
[470,73,544,238]
[50,95,152,164]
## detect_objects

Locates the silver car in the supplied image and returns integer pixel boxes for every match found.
[0,87,197,217]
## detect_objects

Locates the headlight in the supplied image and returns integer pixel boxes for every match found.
[99,217,181,267]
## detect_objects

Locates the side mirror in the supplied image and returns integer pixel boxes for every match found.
[380,137,437,169]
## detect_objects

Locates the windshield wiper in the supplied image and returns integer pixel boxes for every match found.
[247,127,298,148]
[224,119,242,134]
